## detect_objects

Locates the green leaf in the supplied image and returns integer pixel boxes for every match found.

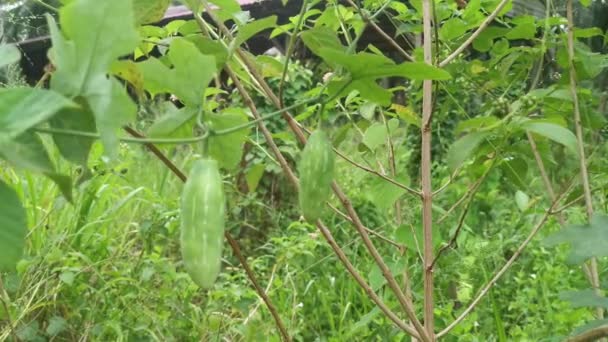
[86,78,137,158]
[186,36,229,70]
[500,156,528,189]
[207,108,251,170]
[110,60,145,96]
[368,265,386,290]
[50,105,96,166]
[48,0,139,96]
[318,49,451,80]
[362,123,387,150]
[0,132,73,201]
[0,88,76,143]
[560,289,608,309]
[246,164,265,193]
[544,214,608,265]
[47,0,139,158]
[133,0,171,25]
[359,102,377,120]
[0,44,21,68]
[136,58,174,96]
[0,180,27,272]
[46,317,68,337]
[439,18,467,41]
[234,16,277,47]
[208,0,242,18]
[328,79,392,106]
[522,121,578,156]
[300,27,346,57]
[168,38,217,106]
[447,132,490,170]
[505,16,536,40]
[148,106,198,138]
[455,116,499,134]
[368,176,409,210]
[395,223,442,253]
[390,104,420,127]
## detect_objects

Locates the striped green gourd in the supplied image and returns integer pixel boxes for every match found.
[298,129,335,222]
[180,158,225,289]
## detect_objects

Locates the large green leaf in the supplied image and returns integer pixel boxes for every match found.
[148,106,198,138]
[86,78,137,158]
[0,88,76,143]
[168,38,217,106]
[447,132,490,171]
[0,44,21,68]
[317,49,451,81]
[544,214,608,265]
[300,27,346,58]
[522,121,578,156]
[47,0,139,158]
[207,108,251,170]
[0,132,73,201]
[0,180,27,272]
[328,79,393,106]
[48,0,139,95]
[133,0,171,25]
[362,123,387,150]
[50,104,96,166]
[560,289,608,309]
[136,58,174,96]
[246,164,265,193]
[187,36,229,69]
[234,16,277,47]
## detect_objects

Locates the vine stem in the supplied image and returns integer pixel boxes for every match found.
[197,5,430,340]
[566,0,603,319]
[34,96,325,145]
[121,126,292,342]
[421,0,435,337]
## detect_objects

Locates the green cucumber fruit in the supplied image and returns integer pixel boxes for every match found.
[180,158,225,289]
[298,129,335,222]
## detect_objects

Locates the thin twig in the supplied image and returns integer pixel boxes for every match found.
[438,0,511,67]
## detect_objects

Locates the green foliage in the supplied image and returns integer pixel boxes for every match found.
[544,215,608,265]
[0,179,26,271]
[1,0,608,340]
